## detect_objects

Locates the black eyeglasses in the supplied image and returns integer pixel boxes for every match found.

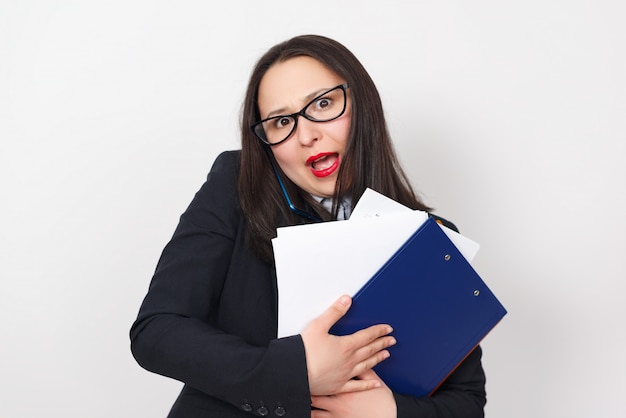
[252,83,349,146]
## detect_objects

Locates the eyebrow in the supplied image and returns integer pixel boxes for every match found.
[264,86,335,119]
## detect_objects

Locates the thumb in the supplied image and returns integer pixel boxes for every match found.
[314,295,352,332]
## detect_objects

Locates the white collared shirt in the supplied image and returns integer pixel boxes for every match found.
[311,195,352,221]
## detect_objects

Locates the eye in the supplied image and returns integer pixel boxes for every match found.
[314,97,332,110]
[273,116,294,130]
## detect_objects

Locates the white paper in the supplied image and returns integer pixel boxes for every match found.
[273,188,479,338]
[274,211,426,337]
[352,189,480,262]
[350,188,413,219]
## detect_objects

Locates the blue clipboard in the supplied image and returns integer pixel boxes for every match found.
[330,217,507,398]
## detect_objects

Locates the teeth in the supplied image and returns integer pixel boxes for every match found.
[312,155,332,170]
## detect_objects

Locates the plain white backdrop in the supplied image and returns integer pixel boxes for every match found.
[1,1,625,417]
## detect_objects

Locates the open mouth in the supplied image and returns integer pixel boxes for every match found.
[307,152,340,178]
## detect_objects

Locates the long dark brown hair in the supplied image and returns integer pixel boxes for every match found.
[238,35,431,261]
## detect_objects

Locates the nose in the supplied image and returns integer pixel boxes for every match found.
[293,116,320,146]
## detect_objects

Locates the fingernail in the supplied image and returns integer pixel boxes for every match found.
[339,296,350,306]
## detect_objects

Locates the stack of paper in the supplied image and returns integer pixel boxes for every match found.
[272,189,506,398]
[273,188,480,338]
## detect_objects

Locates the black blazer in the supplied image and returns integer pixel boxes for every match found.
[130,151,486,417]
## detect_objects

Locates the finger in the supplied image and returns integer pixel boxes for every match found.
[335,376,382,394]
[358,334,396,356]
[311,395,333,411]
[311,408,330,418]
[351,348,391,376]
[312,295,352,332]
[357,369,390,390]
[347,323,394,348]
[354,335,396,362]
[356,368,379,381]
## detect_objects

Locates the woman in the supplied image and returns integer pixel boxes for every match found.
[130,34,487,417]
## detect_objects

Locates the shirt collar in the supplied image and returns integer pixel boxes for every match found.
[311,195,352,220]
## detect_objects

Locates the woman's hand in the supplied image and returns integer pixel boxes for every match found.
[301,295,396,396]
[310,369,397,418]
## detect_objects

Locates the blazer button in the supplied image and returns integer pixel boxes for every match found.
[241,403,253,412]
[274,405,286,416]
[257,406,269,416]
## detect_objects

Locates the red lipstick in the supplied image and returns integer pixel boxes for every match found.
[307,152,340,178]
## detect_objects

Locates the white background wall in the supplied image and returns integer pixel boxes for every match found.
[1,1,624,417]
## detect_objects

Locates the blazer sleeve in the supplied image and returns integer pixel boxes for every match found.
[393,214,487,418]
[129,151,311,416]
